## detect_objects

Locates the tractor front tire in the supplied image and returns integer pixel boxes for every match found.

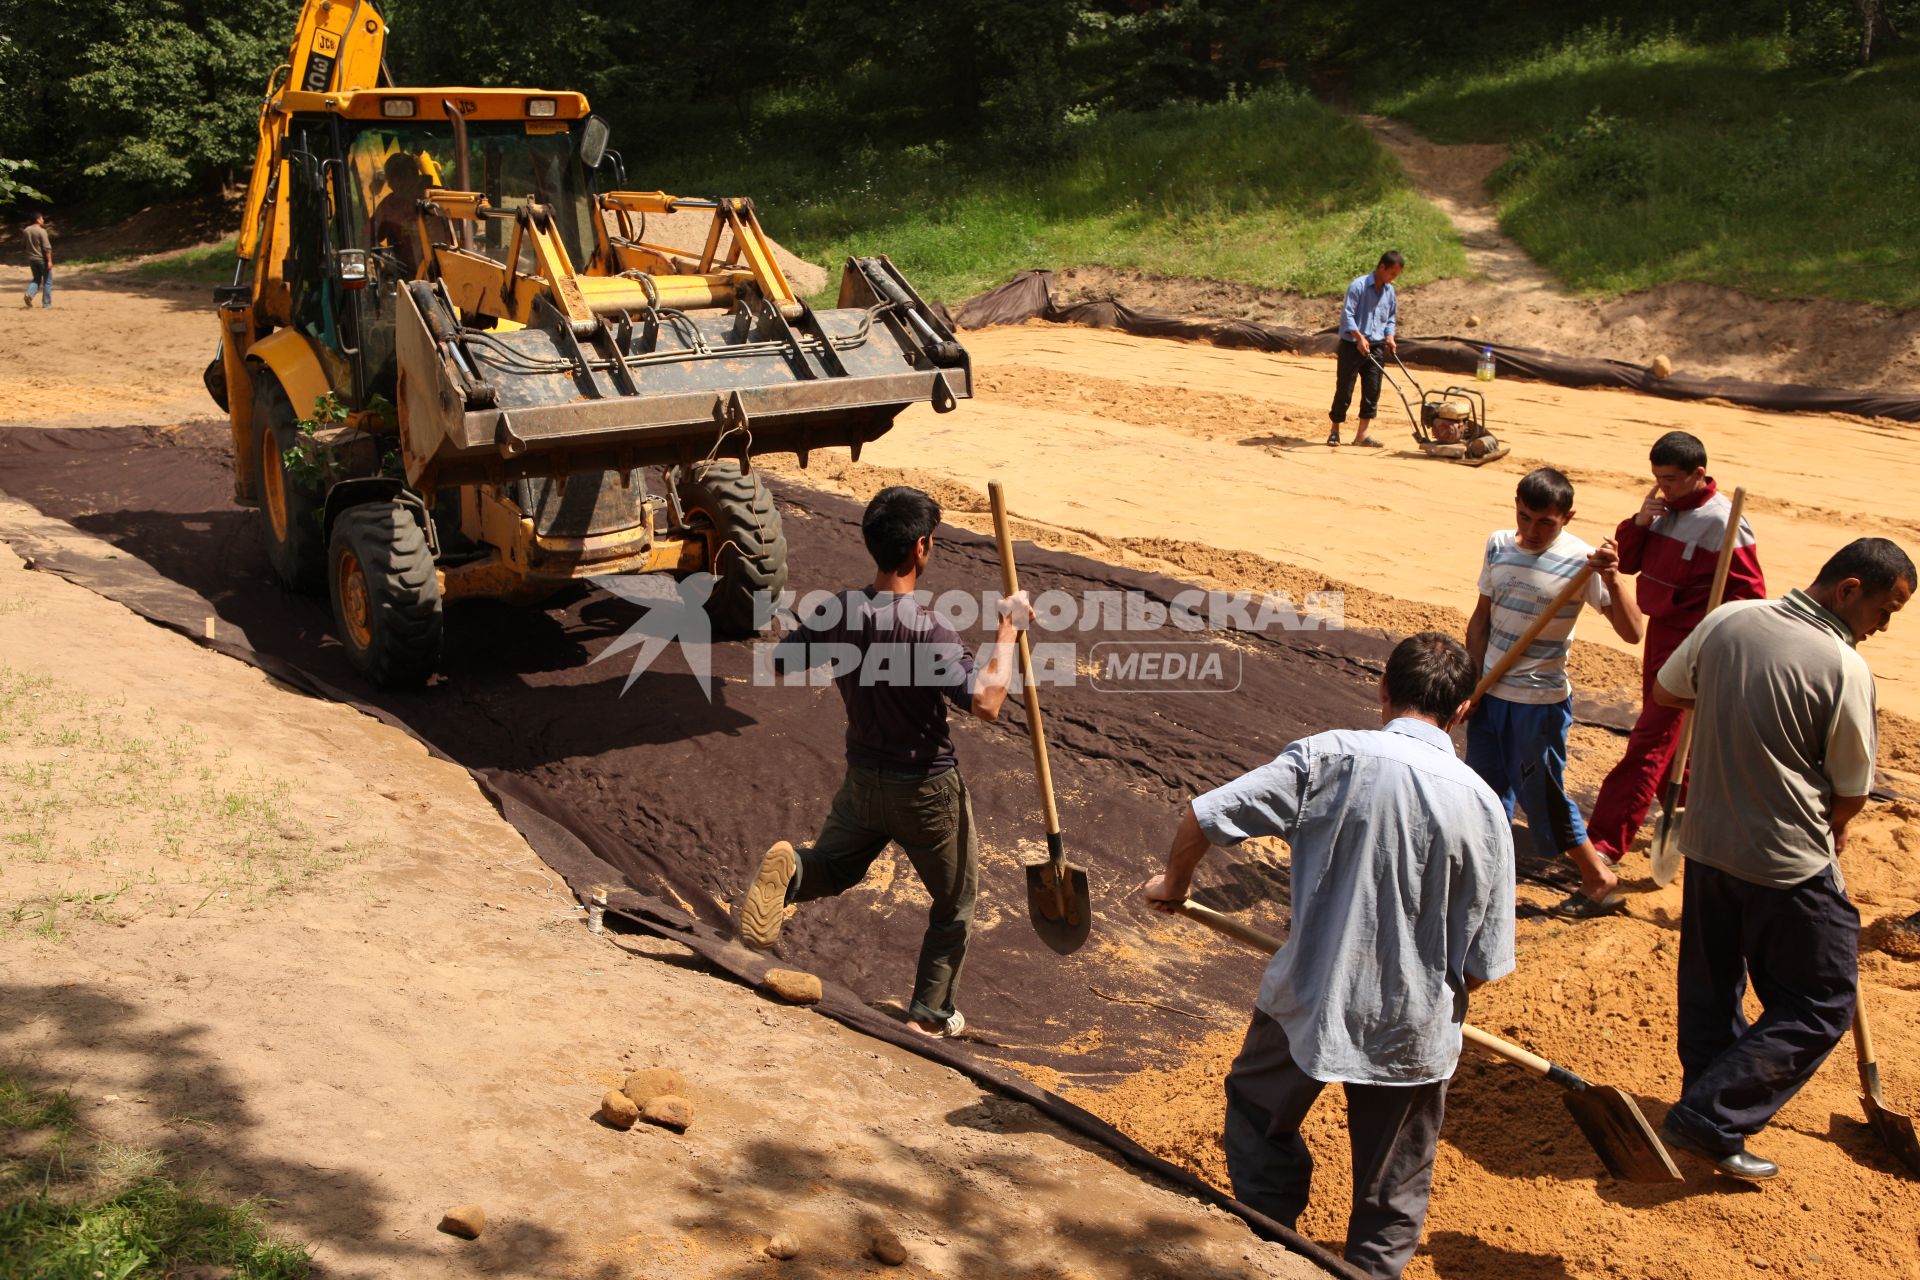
[677,461,787,637]
[253,371,326,594]
[328,503,444,689]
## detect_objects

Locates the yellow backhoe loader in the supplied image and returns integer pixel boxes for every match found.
[207,0,970,687]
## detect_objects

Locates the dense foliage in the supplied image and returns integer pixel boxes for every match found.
[2,0,1909,220]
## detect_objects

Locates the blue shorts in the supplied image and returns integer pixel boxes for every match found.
[1467,694,1586,856]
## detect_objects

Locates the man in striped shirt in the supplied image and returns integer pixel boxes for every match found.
[1588,432,1765,867]
[1466,468,1644,916]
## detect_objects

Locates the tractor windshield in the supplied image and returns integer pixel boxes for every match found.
[343,120,595,277]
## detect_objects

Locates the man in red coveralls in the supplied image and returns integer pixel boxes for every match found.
[1587,432,1766,866]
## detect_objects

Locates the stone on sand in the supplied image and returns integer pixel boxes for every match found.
[438,1204,487,1239]
[766,1232,801,1259]
[869,1227,908,1266]
[1652,354,1673,379]
[642,1094,695,1132]
[622,1067,686,1105]
[762,968,823,1005]
[599,1089,639,1130]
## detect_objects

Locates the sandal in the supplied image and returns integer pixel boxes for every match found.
[1326,427,1342,446]
[1352,436,1384,448]
[1549,892,1628,921]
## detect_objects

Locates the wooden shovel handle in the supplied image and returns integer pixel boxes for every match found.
[1662,487,1747,788]
[1171,900,1583,1086]
[1473,562,1597,705]
[989,481,1061,840]
[1856,992,1878,1068]
[1172,899,1284,952]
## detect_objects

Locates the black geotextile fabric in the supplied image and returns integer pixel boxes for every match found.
[0,424,1634,1278]
[954,271,1920,423]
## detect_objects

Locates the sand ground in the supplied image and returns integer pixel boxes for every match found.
[0,495,1322,1280]
[3,262,1919,1279]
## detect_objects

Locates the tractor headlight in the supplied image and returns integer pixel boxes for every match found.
[381,97,416,118]
[337,249,369,288]
[526,97,557,118]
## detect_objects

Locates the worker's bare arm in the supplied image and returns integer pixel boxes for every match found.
[1652,681,1694,711]
[969,589,1033,721]
[1465,595,1493,676]
[1142,804,1212,912]
[1831,793,1869,853]
[1592,540,1644,645]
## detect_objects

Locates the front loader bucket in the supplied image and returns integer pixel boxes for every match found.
[395,256,968,490]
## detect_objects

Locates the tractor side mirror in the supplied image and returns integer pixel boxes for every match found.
[578,114,611,171]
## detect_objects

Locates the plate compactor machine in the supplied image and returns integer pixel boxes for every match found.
[1369,350,1509,465]
[207,0,970,687]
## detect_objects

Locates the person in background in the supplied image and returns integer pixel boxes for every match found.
[22,211,53,309]
[1655,538,1910,1181]
[1144,632,1514,1280]
[1328,250,1402,449]
[1586,431,1764,867]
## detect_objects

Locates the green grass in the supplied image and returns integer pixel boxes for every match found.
[1368,30,1920,308]
[131,241,239,286]
[0,1072,311,1279]
[660,86,1466,303]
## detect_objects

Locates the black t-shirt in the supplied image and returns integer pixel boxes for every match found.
[772,588,978,774]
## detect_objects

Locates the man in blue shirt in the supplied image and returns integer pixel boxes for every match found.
[1329,250,1403,448]
[1145,631,1514,1279]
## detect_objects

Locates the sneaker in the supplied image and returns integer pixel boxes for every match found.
[736,840,797,949]
[907,1009,966,1039]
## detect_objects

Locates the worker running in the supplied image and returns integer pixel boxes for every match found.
[737,486,1031,1039]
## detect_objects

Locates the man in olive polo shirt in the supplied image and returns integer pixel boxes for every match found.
[1653,537,1913,1180]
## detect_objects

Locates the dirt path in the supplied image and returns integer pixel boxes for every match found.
[1356,114,1554,297]
[0,503,1322,1280]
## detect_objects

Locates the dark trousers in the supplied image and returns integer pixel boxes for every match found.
[1330,340,1383,424]
[791,765,977,1025]
[1224,1010,1446,1280]
[1669,861,1858,1154]
[1466,694,1586,856]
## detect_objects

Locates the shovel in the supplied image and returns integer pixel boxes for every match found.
[1169,899,1682,1183]
[1855,993,1920,1174]
[1649,486,1747,886]
[989,481,1090,955]
[1472,561,1597,710]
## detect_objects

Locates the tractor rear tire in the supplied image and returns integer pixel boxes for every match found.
[677,461,787,637]
[253,371,326,594]
[328,502,444,689]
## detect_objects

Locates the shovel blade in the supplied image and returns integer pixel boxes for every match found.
[1649,807,1683,887]
[1560,1086,1683,1183]
[1027,859,1091,955]
[1862,1090,1920,1175]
